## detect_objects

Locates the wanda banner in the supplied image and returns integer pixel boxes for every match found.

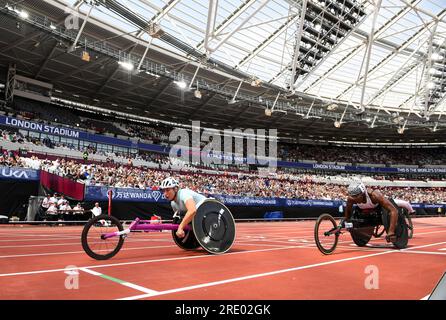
[40,170,85,200]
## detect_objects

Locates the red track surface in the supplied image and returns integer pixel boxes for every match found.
[0,217,445,300]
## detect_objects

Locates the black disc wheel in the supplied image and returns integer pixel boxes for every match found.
[192,200,236,254]
[382,210,409,249]
[350,227,374,247]
[172,227,201,250]
[405,212,414,239]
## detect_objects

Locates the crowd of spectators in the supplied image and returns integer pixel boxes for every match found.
[4,99,446,166]
[1,128,78,150]
[2,151,445,203]
[41,158,165,189]
[5,128,446,183]
[278,143,446,165]
[172,172,446,203]
[39,193,87,222]
[2,100,446,204]
[122,122,170,144]
[0,148,29,167]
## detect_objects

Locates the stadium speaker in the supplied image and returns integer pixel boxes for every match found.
[428,272,446,300]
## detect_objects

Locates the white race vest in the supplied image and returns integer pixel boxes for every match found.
[357,191,379,210]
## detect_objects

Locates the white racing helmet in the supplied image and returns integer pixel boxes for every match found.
[347,181,366,196]
[159,177,179,190]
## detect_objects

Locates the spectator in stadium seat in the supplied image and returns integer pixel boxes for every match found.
[71,202,84,222]
[59,200,72,220]
[73,203,83,213]
[49,193,58,205]
[57,195,66,207]
[45,202,59,223]
[38,195,51,221]
[59,200,71,211]
[41,195,51,210]
[83,150,89,163]
[91,202,102,218]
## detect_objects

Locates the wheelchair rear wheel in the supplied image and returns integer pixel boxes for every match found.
[382,210,409,249]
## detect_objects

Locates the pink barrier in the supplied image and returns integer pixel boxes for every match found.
[40,170,85,200]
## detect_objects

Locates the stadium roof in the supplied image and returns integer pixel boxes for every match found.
[1,0,446,143]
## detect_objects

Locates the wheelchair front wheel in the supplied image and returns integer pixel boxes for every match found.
[81,214,125,260]
[314,214,339,255]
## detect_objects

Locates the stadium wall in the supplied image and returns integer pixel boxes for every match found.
[83,201,444,221]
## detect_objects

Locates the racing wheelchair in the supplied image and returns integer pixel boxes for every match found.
[81,199,236,260]
[314,204,411,255]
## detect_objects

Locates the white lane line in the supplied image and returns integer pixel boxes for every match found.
[0,237,82,242]
[366,230,446,242]
[0,245,177,259]
[0,232,318,254]
[1,228,443,260]
[79,268,158,295]
[0,246,302,277]
[0,238,172,249]
[398,250,446,256]
[0,233,173,242]
[0,222,441,241]
[230,243,292,248]
[0,228,312,243]
[411,230,446,236]
[118,241,446,300]
[122,283,159,295]
[1,228,445,257]
[118,251,398,300]
[0,234,79,238]
[238,227,446,245]
[0,235,310,253]
[243,242,392,253]
[0,232,316,257]
[0,242,82,249]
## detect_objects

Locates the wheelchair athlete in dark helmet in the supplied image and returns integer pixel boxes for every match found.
[343,181,399,243]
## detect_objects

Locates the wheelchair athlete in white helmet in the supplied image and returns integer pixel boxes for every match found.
[159,177,207,239]
[344,181,399,243]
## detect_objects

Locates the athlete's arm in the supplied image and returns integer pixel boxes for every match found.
[176,198,197,238]
[370,190,398,217]
[394,199,415,214]
[344,197,355,221]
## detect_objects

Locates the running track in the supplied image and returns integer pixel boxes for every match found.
[0,217,445,300]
